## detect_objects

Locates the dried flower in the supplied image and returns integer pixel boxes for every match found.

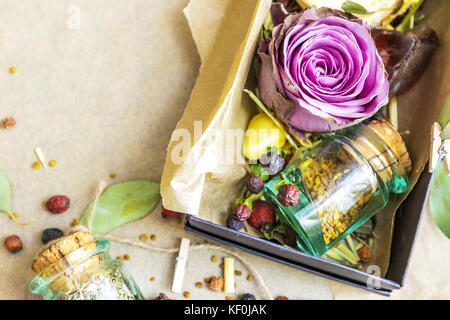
[208,276,224,292]
[1,117,16,129]
[357,245,371,262]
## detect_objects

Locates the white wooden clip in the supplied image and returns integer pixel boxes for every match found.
[172,238,190,294]
[429,122,442,173]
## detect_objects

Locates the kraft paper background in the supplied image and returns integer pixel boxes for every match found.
[0,0,448,300]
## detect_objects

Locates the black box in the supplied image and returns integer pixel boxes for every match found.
[184,168,432,296]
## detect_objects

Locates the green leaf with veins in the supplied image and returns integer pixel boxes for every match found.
[81,180,160,235]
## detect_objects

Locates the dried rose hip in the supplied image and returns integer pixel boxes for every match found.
[46,195,70,214]
[277,184,300,207]
[231,204,252,222]
[161,206,181,218]
[4,235,23,253]
[248,200,276,230]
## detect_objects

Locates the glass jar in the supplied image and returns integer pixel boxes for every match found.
[264,119,411,257]
[29,231,143,300]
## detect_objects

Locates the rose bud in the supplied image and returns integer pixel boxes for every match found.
[258,5,389,138]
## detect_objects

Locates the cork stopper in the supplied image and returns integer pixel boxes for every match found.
[31,231,95,274]
[367,119,412,173]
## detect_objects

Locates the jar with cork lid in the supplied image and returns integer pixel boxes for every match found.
[29,231,143,300]
[264,119,411,257]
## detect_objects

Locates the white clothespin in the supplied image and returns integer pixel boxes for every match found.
[429,122,450,176]
[172,238,190,294]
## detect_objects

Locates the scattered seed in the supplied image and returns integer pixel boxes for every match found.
[211,255,218,263]
[150,277,155,282]
[71,218,80,226]
[235,270,242,276]
[150,234,156,241]
[9,66,17,74]
[43,200,47,206]
[219,263,224,269]
[123,254,130,261]
[48,160,57,167]
[195,282,203,288]
[204,277,210,284]
[139,234,148,241]
[247,275,253,281]
[110,173,117,179]
[225,296,233,300]
[276,296,289,300]
[9,212,18,220]
[32,162,41,170]
[183,291,190,299]
[117,256,124,261]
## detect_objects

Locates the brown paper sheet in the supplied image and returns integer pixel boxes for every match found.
[161,0,450,279]
[0,0,333,300]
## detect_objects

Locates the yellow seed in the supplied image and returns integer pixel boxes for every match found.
[110,173,117,178]
[117,256,124,261]
[219,263,224,269]
[43,200,47,206]
[247,275,253,281]
[139,234,148,241]
[48,160,57,167]
[32,162,41,169]
[150,277,155,282]
[225,296,233,300]
[183,291,190,299]
[211,255,218,263]
[204,278,210,284]
[235,270,242,276]
[9,66,17,74]
[71,218,80,226]
[123,254,130,261]
[195,282,203,288]
[150,234,156,241]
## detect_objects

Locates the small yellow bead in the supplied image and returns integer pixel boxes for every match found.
[9,66,17,74]
[247,275,253,281]
[195,282,203,288]
[211,255,218,263]
[183,291,190,299]
[32,162,41,169]
[48,160,57,167]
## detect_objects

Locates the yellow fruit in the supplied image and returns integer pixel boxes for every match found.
[244,114,286,160]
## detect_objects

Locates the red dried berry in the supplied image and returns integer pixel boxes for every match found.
[248,200,276,230]
[232,204,252,222]
[246,176,264,194]
[46,195,70,214]
[277,184,300,207]
[161,206,181,218]
[4,235,23,253]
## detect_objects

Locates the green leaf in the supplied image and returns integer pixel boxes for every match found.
[429,161,450,239]
[438,94,450,136]
[0,169,12,214]
[81,180,160,235]
[341,1,370,15]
